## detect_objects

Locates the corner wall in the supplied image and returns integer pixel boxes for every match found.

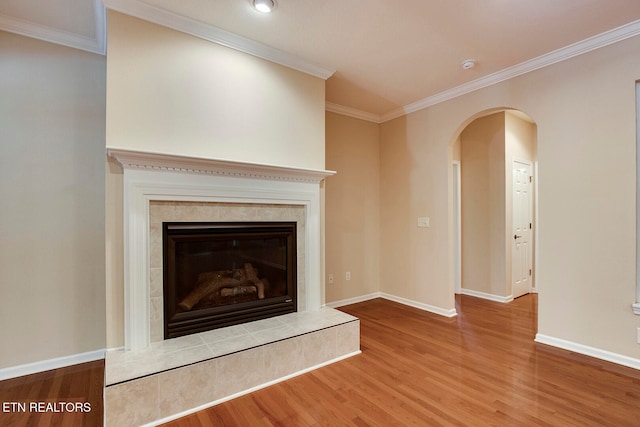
[325,112,381,303]
[460,112,507,297]
[0,31,106,369]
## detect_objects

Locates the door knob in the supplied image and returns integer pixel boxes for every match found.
[514,234,522,240]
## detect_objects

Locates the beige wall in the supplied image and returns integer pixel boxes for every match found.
[325,112,380,302]
[106,11,325,170]
[380,34,640,359]
[505,112,537,162]
[451,137,461,162]
[460,112,507,296]
[380,115,453,309]
[0,31,106,369]
[105,12,327,348]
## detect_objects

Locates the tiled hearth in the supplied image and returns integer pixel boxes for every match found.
[106,148,359,426]
[105,309,359,426]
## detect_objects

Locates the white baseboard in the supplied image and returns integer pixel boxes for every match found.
[326,292,457,318]
[461,288,514,303]
[535,334,640,371]
[325,292,382,308]
[380,293,458,317]
[0,349,105,381]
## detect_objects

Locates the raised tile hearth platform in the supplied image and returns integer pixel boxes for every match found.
[105,308,360,426]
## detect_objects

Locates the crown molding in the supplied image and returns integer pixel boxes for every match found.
[325,102,383,124]
[0,0,106,55]
[376,19,640,123]
[107,147,336,184]
[326,18,640,123]
[102,0,335,80]
[94,0,107,54]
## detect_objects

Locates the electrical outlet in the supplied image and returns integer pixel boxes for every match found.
[346,271,351,281]
[417,217,430,228]
[328,273,334,284]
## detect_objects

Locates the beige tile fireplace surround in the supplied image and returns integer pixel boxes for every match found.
[105,148,360,426]
[147,201,307,344]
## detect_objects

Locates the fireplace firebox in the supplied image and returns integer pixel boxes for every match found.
[163,222,297,339]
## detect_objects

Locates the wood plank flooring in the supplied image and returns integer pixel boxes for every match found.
[0,359,104,427]
[1,295,639,426]
[162,294,640,426]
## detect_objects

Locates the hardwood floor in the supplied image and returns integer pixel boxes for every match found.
[162,294,640,426]
[0,359,104,427]
[2,295,639,426]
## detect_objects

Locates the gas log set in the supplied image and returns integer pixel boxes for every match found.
[178,262,267,311]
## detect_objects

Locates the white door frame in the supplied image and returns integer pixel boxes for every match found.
[533,161,539,293]
[453,161,462,294]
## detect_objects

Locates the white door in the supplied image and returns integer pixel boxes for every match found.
[512,160,533,298]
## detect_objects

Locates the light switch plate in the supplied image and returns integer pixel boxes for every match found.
[418,217,430,228]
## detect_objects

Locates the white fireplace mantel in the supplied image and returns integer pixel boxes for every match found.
[107,147,335,184]
[108,147,336,351]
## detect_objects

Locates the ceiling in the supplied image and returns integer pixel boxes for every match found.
[3,0,640,122]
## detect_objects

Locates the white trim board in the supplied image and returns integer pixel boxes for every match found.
[535,334,640,371]
[325,292,383,308]
[107,147,335,184]
[326,292,457,318]
[461,289,514,303]
[0,0,106,55]
[380,293,458,317]
[325,103,383,124]
[0,349,105,381]
[102,0,334,80]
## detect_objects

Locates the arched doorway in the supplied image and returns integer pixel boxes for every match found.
[451,109,538,301]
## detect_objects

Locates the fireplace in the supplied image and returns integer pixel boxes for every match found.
[107,147,335,350]
[105,150,362,427]
[163,221,297,338]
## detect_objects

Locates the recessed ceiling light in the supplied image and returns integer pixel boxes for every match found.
[254,0,275,13]
[461,59,477,70]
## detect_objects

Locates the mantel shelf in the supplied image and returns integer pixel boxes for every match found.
[107,147,336,184]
